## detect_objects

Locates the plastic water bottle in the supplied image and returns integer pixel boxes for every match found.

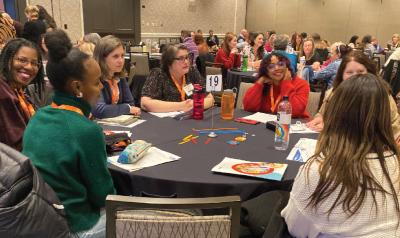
[274,96,292,150]
[192,84,204,120]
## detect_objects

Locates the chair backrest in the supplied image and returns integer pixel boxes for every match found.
[130,45,143,53]
[106,195,241,238]
[206,66,222,76]
[306,91,322,117]
[131,53,150,76]
[236,82,254,109]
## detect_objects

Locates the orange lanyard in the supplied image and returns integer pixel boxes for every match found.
[51,102,84,116]
[171,75,186,101]
[108,79,120,104]
[269,86,281,113]
[16,89,35,119]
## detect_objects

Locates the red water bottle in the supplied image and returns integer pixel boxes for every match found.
[192,84,205,120]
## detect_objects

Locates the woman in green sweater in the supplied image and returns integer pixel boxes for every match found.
[23,30,115,237]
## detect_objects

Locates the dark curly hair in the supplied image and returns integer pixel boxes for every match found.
[0,38,44,95]
[45,29,90,91]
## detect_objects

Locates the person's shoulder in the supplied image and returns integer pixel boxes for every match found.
[0,79,15,100]
[293,76,309,86]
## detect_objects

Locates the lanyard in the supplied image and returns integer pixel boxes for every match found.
[269,86,281,113]
[51,102,84,116]
[171,75,186,101]
[108,79,120,104]
[16,89,35,119]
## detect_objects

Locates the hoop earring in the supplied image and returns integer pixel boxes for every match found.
[76,92,83,98]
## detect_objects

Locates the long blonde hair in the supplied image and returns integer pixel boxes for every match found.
[306,73,400,221]
[25,5,39,20]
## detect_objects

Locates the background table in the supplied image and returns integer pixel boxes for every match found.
[107,110,317,201]
[226,70,257,90]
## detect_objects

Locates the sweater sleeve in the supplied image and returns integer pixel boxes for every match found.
[243,82,265,112]
[0,97,26,151]
[120,78,135,105]
[281,163,321,238]
[280,77,310,118]
[93,94,131,119]
[78,124,115,208]
[389,96,400,139]
[215,49,238,69]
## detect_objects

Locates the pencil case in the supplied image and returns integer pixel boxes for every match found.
[117,140,152,164]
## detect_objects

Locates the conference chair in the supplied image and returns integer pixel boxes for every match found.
[106,195,241,238]
[235,82,254,109]
[306,91,322,117]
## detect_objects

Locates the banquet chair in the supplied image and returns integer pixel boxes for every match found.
[130,52,150,76]
[106,195,241,238]
[235,82,254,109]
[130,45,143,53]
[306,91,322,117]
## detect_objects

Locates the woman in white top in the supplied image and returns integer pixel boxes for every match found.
[282,73,400,238]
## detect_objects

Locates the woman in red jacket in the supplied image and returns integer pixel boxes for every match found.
[214,32,241,69]
[243,52,310,118]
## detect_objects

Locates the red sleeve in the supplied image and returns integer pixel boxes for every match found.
[0,97,27,151]
[243,82,265,112]
[215,49,237,69]
[280,76,310,118]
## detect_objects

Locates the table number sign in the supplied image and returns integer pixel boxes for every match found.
[206,74,222,92]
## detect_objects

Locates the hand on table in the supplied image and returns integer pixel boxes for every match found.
[306,116,324,132]
[130,106,141,116]
[180,99,193,112]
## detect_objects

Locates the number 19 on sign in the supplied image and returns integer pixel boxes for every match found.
[206,74,222,92]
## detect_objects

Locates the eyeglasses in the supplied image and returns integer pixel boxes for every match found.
[174,55,190,63]
[267,61,286,70]
[14,56,41,69]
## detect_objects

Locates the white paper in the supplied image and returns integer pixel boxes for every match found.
[107,147,180,172]
[242,112,277,123]
[98,119,146,128]
[149,111,184,118]
[286,138,317,162]
[290,123,318,134]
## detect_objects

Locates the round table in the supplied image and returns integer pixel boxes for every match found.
[226,70,257,90]
[106,110,317,201]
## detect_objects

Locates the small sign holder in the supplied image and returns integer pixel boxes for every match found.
[206,74,222,138]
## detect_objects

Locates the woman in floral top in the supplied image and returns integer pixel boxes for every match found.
[141,44,214,113]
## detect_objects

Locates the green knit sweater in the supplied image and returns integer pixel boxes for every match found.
[23,91,116,233]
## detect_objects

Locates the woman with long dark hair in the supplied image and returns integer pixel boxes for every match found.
[282,73,400,237]
[0,38,44,150]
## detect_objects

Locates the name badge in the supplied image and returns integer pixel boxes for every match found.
[183,83,194,97]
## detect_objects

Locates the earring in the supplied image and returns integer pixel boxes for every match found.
[76,92,83,98]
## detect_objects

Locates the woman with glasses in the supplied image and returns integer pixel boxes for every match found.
[0,38,44,151]
[92,35,141,119]
[141,44,214,112]
[243,52,310,118]
[307,51,400,139]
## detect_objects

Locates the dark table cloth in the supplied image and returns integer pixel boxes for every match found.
[226,70,258,90]
[106,110,317,201]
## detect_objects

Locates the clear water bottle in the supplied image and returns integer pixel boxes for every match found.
[192,84,204,120]
[274,96,292,150]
